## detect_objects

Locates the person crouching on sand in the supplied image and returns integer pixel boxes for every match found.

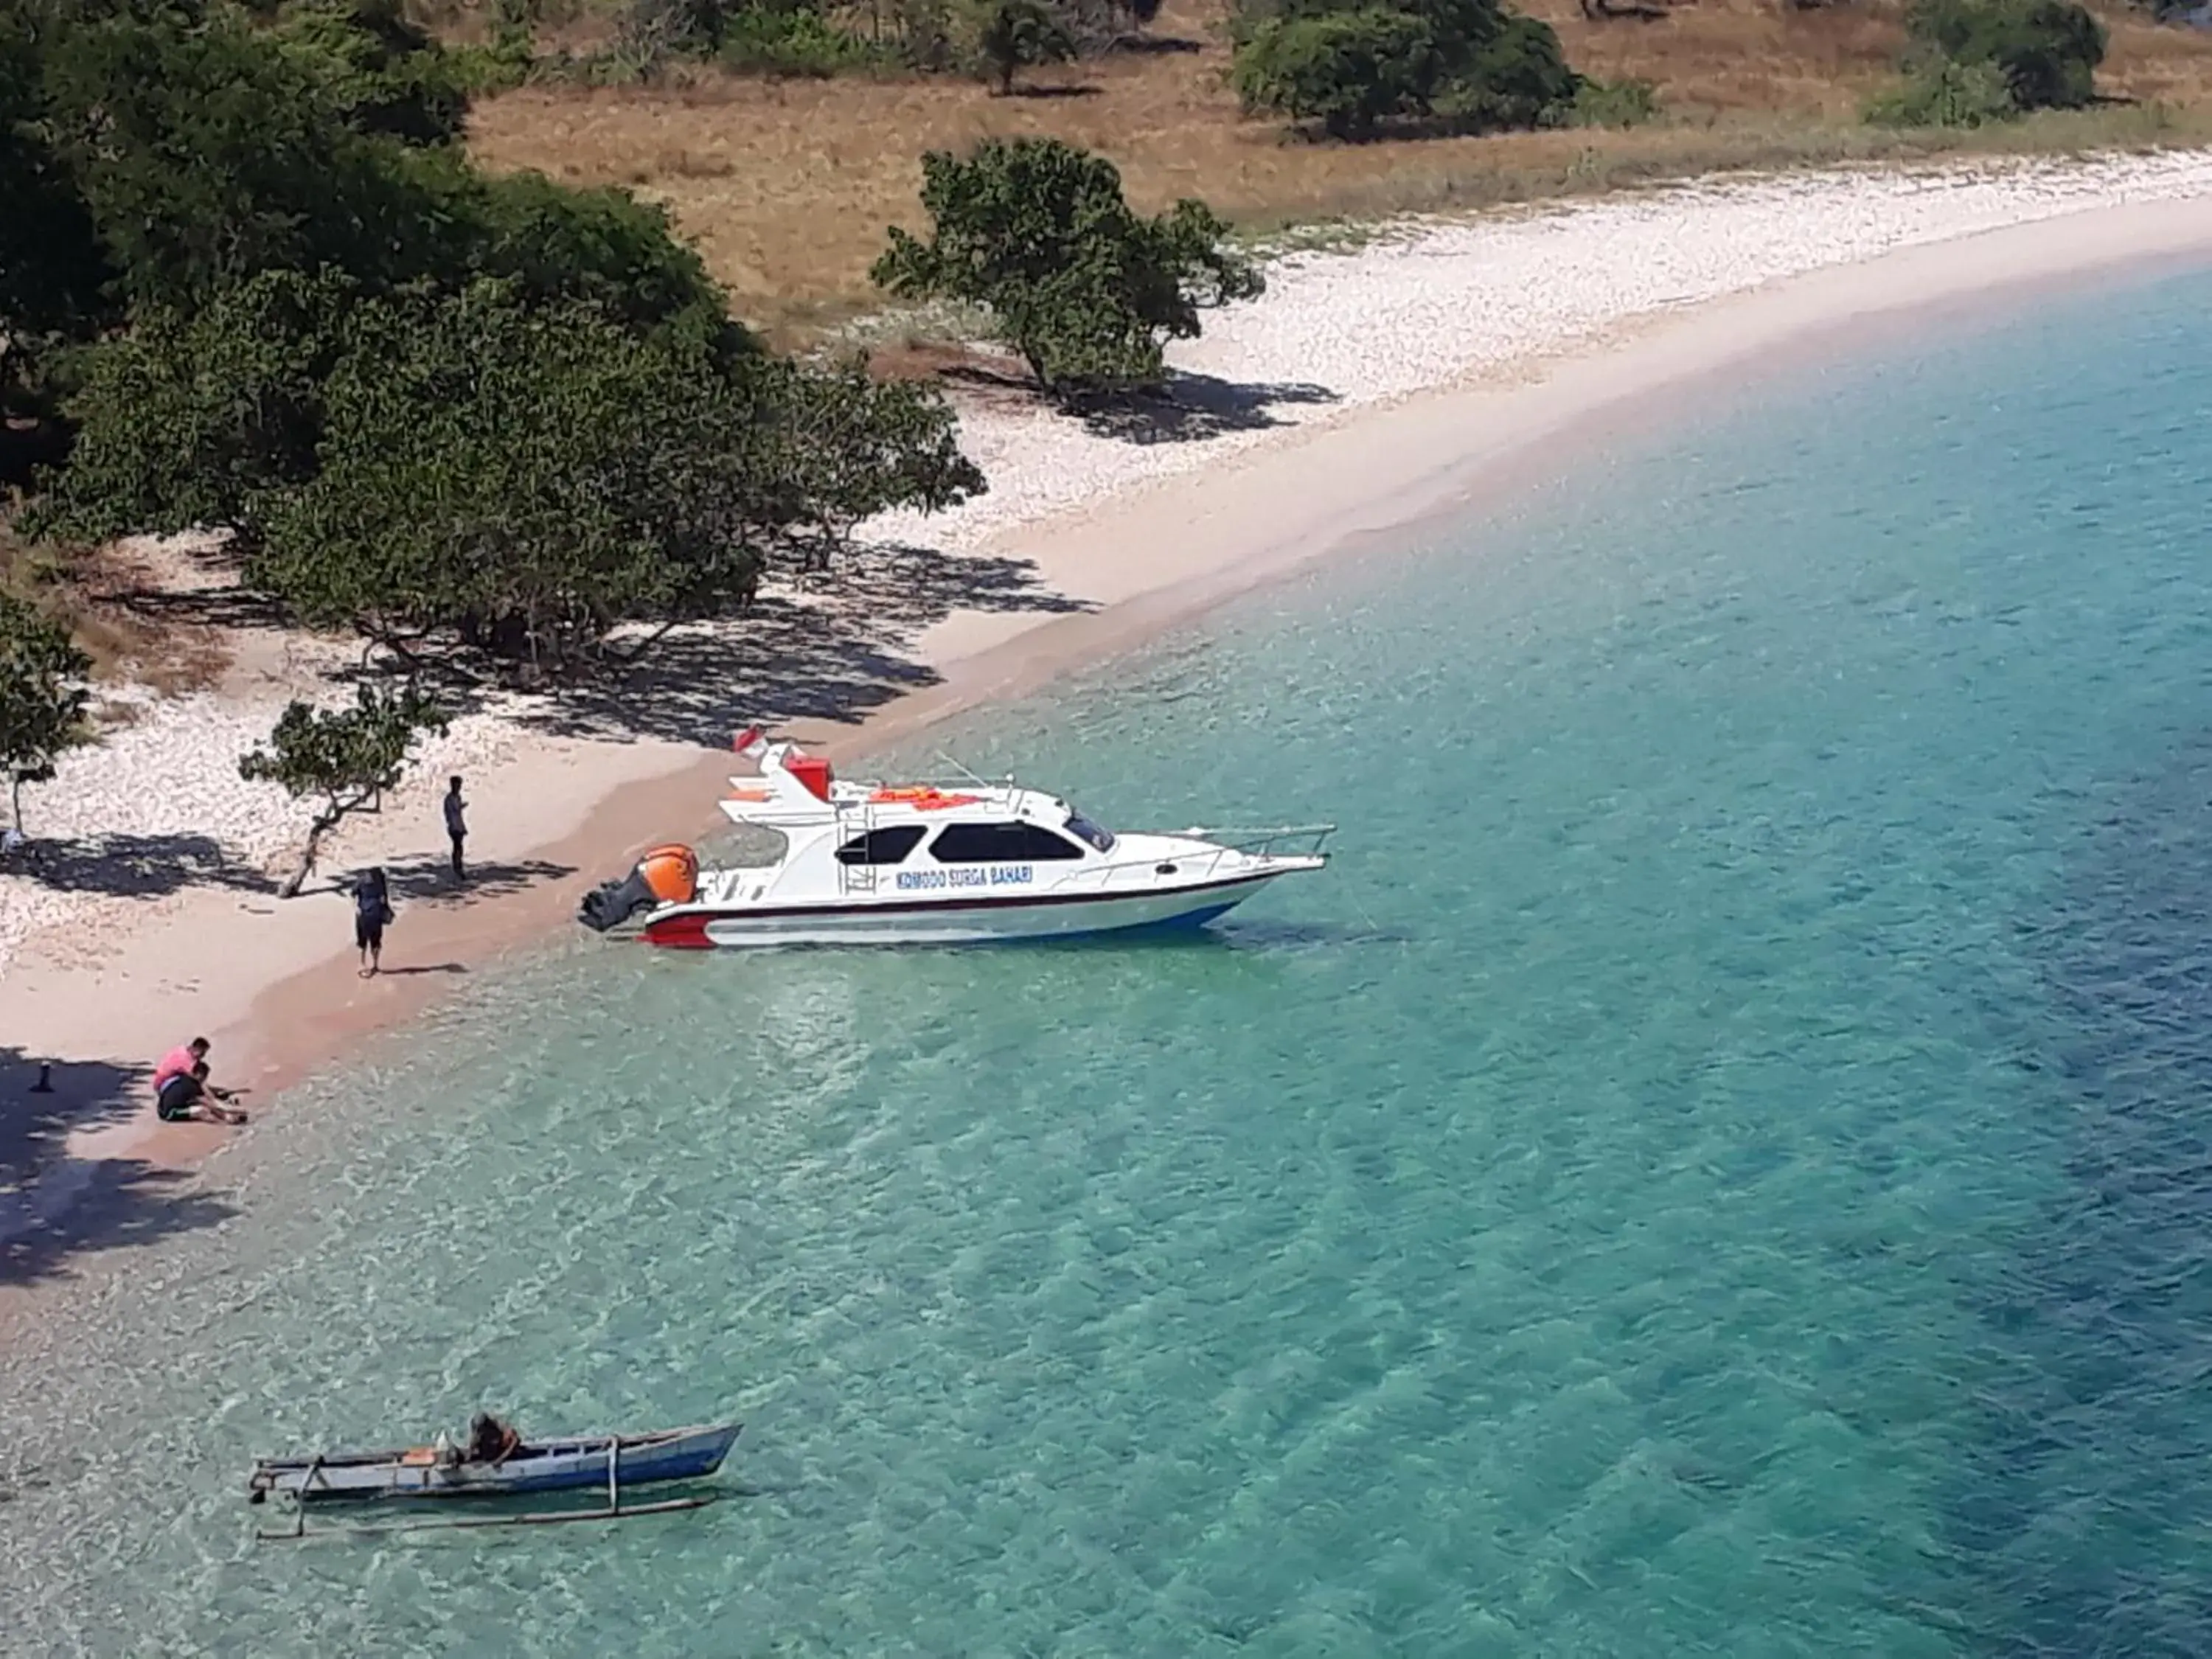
[354,866,393,977]
[153,1034,209,1093]
[157,1060,246,1126]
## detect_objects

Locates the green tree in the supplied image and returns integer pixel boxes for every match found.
[0,591,92,838]
[1231,0,1583,137]
[237,679,448,896]
[1230,8,1430,139]
[249,282,980,668]
[960,0,1076,94]
[756,354,996,567]
[13,0,985,689]
[28,268,352,545]
[269,0,470,145]
[39,4,397,309]
[33,1,719,321]
[0,4,117,432]
[41,273,981,672]
[1905,0,2106,109]
[872,138,1265,395]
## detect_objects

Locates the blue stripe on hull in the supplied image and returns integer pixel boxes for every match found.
[476,1450,723,1495]
[1055,901,1239,942]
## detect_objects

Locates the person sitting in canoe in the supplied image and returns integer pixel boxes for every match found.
[465,1412,524,1466]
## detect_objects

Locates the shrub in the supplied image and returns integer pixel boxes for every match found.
[1568,73,1658,128]
[717,9,891,77]
[1864,56,2017,125]
[872,137,1265,394]
[1905,0,2106,110]
[959,0,1079,91]
[1231,0,1584,139]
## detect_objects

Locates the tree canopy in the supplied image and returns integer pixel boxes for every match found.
[40,270,981,672]
[0,591,92,838]
[1870,0,2106,126]
[1905,0,2106,111]
[0,588,91,836]
[5,0,986,684]
[1230,0,1584,139]
[872,137,1265,395]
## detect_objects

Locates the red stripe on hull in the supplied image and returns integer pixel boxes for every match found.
[641,911,716,949]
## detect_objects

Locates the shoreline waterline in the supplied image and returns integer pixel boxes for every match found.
[4,187,2212,1340]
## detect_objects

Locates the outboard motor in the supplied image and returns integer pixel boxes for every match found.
[578,868,658,933]
[577,844,700,933]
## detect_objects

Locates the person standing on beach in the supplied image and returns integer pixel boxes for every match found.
[354,866,392,977]
[444,776,467,883]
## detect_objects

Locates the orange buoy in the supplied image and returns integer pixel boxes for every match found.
[639,844,699,905]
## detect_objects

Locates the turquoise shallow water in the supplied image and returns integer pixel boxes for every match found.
[7,264,2212,1656]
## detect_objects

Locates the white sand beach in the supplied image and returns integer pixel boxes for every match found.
[7,151,2212,1310]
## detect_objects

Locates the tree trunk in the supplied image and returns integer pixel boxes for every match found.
[278,804,343,900]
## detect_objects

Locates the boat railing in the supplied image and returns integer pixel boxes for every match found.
[1178,823,1338,858]
[1046,824,1335,894]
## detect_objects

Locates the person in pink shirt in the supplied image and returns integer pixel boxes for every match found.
[153,1036,210,1093]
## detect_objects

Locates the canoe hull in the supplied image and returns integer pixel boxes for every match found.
[251,1423,740,1504]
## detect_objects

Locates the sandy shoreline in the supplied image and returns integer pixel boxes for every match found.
[7,156,2212,1324]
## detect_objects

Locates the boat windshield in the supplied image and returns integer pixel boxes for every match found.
[1064,810,1116,853]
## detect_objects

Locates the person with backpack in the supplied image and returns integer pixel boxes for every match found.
[354,866,394,977]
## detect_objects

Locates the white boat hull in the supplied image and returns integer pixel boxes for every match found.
[640,870,1287,949]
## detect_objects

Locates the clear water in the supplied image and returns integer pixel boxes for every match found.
[7,265,2212,1658]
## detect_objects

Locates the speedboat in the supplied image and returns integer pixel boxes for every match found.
[577,728,1332,949]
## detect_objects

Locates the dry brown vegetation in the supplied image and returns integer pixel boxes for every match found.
[0,524,232,695]
[461,0,2212,341]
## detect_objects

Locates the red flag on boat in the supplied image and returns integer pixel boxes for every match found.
[732,726,765,754]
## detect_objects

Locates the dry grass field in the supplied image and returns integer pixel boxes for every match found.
[465,0,2212,340]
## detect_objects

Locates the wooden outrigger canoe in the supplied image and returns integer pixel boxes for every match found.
[247,1420,740,1541]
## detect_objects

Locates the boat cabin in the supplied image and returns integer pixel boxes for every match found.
[708,736,1127,902]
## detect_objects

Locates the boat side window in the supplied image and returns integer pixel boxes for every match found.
[835,825,928,866]
[928,822,1086,863]
[1064,811,1116,853]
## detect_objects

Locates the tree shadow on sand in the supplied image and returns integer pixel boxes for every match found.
[0,1048,239,1288]
[102,581,291,632]
[521,543,1094,745]
[3,833,277,900]
[378,855,576,907]
[1075,371,1340,446]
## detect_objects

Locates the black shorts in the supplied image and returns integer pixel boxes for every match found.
[156,1077,201,1121]
[355,916,385,950]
